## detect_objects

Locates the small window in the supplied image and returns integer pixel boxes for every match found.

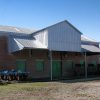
[80,60,84,65]
[36,60,44,72]
[80,60,85,68]
[92,61,96,66]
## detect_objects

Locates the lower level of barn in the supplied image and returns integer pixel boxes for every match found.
[0,48,100,80]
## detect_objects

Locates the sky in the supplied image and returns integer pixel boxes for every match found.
[0,0,100,41]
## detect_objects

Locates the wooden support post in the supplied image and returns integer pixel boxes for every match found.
[50,50,52,81]
[85,52,87,78]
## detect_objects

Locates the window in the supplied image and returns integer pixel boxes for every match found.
[92,61,96,66]
[36,60,44,72]
[80,60,84,65]
[80,60,84,68]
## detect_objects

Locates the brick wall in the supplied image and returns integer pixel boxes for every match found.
[0,36,16,70]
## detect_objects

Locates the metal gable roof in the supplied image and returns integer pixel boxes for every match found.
[81,44,100,52]
[81,35,99,43]
[0,25,35,35]
[31,20,83,36]
[8,36,47,53]
[14,38,47,49]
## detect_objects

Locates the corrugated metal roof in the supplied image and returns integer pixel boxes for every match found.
[81,35,98,43]
[15,38,47,49]
[81,44,100,52]
[0,25,35,34]
[3,22,99,53]
[8,37,24,53]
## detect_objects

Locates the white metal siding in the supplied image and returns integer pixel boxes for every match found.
[48,21,81,52]
[34,30,48,48]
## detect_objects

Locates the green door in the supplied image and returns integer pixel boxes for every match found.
[36,60,44,72]
[52,60,61,79]
[16,60,26,72]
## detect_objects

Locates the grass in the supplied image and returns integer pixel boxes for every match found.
[0,79,100,100]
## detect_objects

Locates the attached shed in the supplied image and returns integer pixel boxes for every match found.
[80,35,100,78]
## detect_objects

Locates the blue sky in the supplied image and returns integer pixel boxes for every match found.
[0,0,100,41]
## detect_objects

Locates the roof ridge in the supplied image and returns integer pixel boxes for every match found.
[0,25,36,32]
[31,20,83,35]
[81,35,97,42]
[0,25,36,34]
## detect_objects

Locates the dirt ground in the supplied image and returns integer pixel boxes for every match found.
[0,78,100,100]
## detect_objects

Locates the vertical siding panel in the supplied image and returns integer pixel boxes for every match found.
[48,21,81,52]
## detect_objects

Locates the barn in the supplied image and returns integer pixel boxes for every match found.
[0,20,100,80]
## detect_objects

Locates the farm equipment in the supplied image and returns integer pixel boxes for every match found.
[0,69,29,81]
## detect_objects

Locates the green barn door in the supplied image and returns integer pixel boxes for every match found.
[36,60,44,72]
[16,60,26,72]
[52,60,61,80]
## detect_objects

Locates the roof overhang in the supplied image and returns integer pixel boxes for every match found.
[81,44,100,55]
[9,38,48,53]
